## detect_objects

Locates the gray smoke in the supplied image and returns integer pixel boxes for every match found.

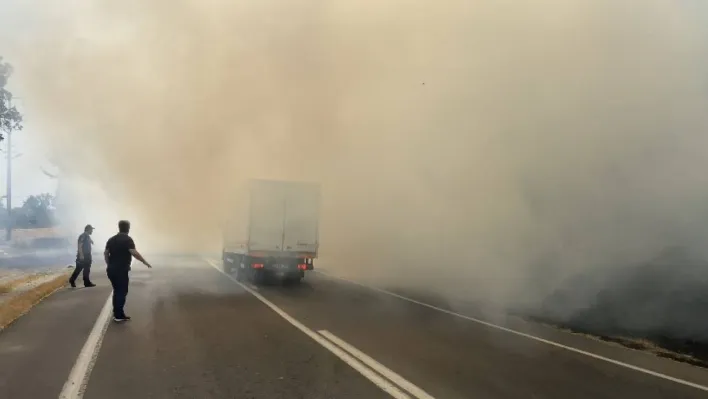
[4,0,708,339]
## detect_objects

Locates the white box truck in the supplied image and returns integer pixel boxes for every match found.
[222,179,321,284]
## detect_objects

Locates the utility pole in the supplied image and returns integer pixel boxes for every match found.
[4,96,20,242]
[5,126,11,241]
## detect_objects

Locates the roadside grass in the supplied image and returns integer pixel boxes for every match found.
[0,271,70,330]
[0,274,45,294]
[595,335,708,368]
[527,317,708,369]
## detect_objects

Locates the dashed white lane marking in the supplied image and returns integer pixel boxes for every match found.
[319,330,436,399]
[204,259,421,399]
[314,271,708,393]
[59,293,113,399]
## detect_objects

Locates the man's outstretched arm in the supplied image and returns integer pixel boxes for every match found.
[129,248,152,268]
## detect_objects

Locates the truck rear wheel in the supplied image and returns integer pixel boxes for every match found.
[224,261,234,274]
[222,253,237,274]
[232,256,246,281]
[251,269,265,285]
[234,264,245,281]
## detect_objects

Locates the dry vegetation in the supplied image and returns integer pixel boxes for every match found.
[557,325,708,369]
[0,273,45,294]
[0,272,70,330]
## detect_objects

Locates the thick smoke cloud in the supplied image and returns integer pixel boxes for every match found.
[5,1,708,336]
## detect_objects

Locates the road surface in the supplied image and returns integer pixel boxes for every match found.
[1,256,708,398]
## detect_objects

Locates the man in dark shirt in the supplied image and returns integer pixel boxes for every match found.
[104,220,152,322]
[69,224,96,288]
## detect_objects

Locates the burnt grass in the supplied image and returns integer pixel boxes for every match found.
[527,246,708,368]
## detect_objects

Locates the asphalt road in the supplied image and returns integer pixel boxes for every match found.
[2,256,708,398]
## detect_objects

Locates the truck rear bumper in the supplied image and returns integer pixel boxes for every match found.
[223,251,314,270]
[263,267,302,280]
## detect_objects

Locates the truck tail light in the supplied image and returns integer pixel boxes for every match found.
[252,263,264,269]
[297,264,307,270]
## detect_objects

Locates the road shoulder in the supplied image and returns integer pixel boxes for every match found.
[0,276,111,399]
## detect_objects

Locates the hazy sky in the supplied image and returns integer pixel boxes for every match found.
[1,0,58,206]
[1,0,707,210]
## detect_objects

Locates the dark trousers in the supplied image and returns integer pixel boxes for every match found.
[70,260,93,285]
[106,268,130,318]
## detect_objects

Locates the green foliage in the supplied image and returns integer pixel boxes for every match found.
[0,57,23,140]
[8,193,56,228]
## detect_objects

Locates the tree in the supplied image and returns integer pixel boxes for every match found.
[0,57,23,141]
[13,193,56,228]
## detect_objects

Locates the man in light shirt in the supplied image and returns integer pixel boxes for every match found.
[69,224,96,288]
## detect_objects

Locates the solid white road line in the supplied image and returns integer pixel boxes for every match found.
[204,259,412,399]
[58,293,113,399]
[314,271,708,393]
[319,330,436,399]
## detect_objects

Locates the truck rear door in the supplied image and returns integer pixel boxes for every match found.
[282,182,320,255]
[248,180,286,253]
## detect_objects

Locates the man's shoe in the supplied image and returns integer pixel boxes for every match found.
[113,316,131,322]
[69,280,76,288]
[84,283,96,288]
